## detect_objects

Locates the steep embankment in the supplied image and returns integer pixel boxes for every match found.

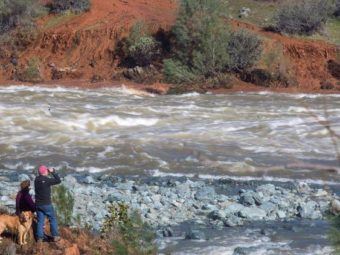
[0,0,339,93]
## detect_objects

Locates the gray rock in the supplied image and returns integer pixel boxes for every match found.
[3,242,16,255]
[18,174,30,182]
[297,201,321,219]
[256,184,276,196]
[115,181,134,191]
[202,204,218,211]
[106,192,130,203]
[161,227,174,237]
[239,191,263,206]
[260,202,277,214]
[225,203,246,216]
[260,228,276,236]
[224,215,244,227]
[276,210,286,219]
[185,229,206,240]
[83,175,95,184]
[63,175,78,185]
[233,246,258,255]
[331,199,340,215]
[239,7,251,18]
[208,210,226,221]
[238,207,266,220]
[194,187,216,201]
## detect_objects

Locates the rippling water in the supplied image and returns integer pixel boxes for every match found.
[0,85,339,183]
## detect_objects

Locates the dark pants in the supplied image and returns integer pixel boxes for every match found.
[36,204,59,240]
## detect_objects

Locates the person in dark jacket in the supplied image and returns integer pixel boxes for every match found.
[34,165,61,242]
[15,180,36,215]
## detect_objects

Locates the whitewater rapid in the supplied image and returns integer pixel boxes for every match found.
[0,85,339,183]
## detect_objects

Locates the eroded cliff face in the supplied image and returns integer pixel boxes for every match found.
[232,20,339,91]
[0,0,339,92]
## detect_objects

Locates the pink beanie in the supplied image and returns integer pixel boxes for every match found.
[39,165,48,175]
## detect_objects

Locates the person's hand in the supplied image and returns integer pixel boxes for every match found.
[48,168,55,173]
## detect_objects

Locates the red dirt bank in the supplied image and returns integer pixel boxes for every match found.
[0,0,339,93]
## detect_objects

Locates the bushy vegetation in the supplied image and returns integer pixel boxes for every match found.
[117,22,161,67]
[335,0,340,17]
[163,0,262,84]
[227,30,262,72]
[48,0,91,14]
[17,58,42,83]
[52,184,74,226]
[329,215,340,254]
[274,0,334,35]
[0,0,46,34]
[101,203,156,255]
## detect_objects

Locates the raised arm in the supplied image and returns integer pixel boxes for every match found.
[47,169,61,186]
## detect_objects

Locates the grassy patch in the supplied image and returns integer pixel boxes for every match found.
[43,11,78,30]
[325,18,340,45]
[226,0,279,27]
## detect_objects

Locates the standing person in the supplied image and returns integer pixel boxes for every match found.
[15,180,36,215]
[34,165,61,242]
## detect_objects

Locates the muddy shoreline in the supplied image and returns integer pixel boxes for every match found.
[0,79,339,95]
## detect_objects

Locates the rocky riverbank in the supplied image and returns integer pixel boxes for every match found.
[0,172,339,237]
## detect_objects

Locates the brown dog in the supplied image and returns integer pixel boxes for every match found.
[0,211,34,245]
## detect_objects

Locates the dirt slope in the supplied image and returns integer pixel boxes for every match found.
[0,0,339,93]
[232,20,339,91]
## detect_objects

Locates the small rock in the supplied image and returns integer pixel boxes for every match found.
[161,227,174,237]
[185,229,206,240]
[331,199,340,215]
[239,7,251,18]
[3,242,16,255]
[208,210,226,221]
[83,176,95,184]
[224,215,244,227]
[233,246,258,255]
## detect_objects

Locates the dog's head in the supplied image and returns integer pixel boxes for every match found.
[19,211,33,223]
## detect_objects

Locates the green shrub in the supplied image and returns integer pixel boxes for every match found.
[17,58,42,83]
[329,215,340,254]
[52,184,74,226]
[128,36,160,67]
[0,0,46,34]
[164,0,262,84]
[163,59,198,84]
[168,0,230,78]
[48,0,91,14]
[227,30,262,72]
[274,0,334,35]
[118,22,161,67]
[335,0,340,17]
[102,203,156,254]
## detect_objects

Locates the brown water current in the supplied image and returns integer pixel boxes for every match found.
[0,85,339,184]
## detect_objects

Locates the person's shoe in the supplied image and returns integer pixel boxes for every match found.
[52,236,61,242]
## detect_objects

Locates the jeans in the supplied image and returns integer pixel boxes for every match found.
[36,204,59,240]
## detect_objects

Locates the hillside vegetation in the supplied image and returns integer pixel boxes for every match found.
[0,0,339,93]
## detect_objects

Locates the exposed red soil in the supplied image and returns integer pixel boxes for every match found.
[231,20,339,92]
[0,0,339,94]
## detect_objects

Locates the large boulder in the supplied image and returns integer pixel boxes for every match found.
[225,203,246,216]
[194,187,216,201]
[208,210,226,221]
[185,229,206,240]
[238,207,267,220]
[239,190,263,206]
[297,201,322,219]
[224,215,244,227]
